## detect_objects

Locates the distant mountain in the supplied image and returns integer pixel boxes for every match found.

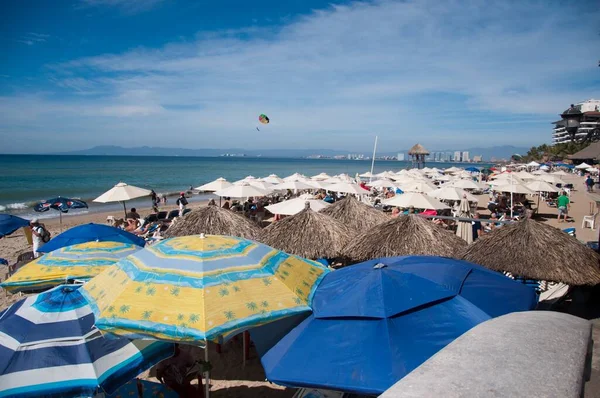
[54,144,530,161]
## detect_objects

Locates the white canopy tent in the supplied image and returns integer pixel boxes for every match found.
[575,163,592,170]
[526,161,540,168]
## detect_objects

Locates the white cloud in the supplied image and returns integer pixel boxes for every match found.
[2,0,600,153]
[16,32,49,46]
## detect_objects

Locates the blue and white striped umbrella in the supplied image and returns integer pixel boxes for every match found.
[0,285,174,398]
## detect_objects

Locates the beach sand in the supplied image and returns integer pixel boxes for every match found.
[0,174,596,396]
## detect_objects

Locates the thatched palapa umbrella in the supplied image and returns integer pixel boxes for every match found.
[343,215,467,263]
[458,218,600,286]
[319,195,389,233]
[163,205,259,239]
[257,204,353,259]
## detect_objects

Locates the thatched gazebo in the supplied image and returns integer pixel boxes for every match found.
[319,195,389,233]
[257,205,353,260]
[408,143,429,169]
[458,218,600,286]
[163,205,259,239]
[343,215,467,263]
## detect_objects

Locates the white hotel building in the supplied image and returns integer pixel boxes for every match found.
[552,99,600,144]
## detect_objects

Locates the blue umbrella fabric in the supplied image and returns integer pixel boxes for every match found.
[34,197,88,213]
[0,285,174,398]
[259,256,537,395]
[0,214,29,238]
[106,379,178,398]
[465,166,481,172]
[39,223,145,253]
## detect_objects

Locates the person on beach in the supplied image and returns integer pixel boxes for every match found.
[472,212,484,240]
[208,199,216,206]
[126,208,140,220]
[391,207,400,218]
[162,194,168,205]
[222,200,230,210]
[176,192,188,216]
[585,175,595,192]
[557,191,570,223]
[30,218,49,258]
[151,190,158,206]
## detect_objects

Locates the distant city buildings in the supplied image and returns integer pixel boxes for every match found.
[472,155,483,162]
[462,151,470,162]
[453,151,461,162]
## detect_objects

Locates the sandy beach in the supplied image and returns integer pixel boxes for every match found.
[0,173,596,397]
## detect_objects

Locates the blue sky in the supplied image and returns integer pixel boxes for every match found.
[1,0,599,154]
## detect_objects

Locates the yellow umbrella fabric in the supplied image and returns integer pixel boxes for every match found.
[80,235,329,343]
[1,241,141,293]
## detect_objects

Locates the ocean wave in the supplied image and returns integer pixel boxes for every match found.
[0,202,29,211]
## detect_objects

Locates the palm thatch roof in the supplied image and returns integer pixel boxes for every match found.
[319,195,389,233]
[457,218,600,286]
[257,206,353,259]
[342,215,466,263]
[163,205,259,239]
[408,143,429,155]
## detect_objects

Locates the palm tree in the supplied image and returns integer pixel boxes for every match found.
[246,302,258,311]
[142,310,153,320]
[224,310,235,320]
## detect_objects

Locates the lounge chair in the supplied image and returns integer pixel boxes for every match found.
[166,209,180,220]
[157,211,168,220]
[8,251,35,278]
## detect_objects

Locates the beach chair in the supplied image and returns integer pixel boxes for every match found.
[563,227,576,238]
[166,209,180,220]
[157,211,168,220]
[8,251,35,277]
[582,212,598,230]
[106,215,115,225]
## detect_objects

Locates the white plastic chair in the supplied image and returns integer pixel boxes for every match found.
[582,212,598,230]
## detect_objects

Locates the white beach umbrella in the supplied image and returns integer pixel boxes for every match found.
[366,179,397,189]
[327,182,370,195]
[303,180,331,190]
[428,187,479,202]
[390,174,417,183]
[284,173,306,182]
[243,180,275,191]
[513,171,536,180]
[383,192,449,210]
[265,197,330,216]
[539,165,550,171]
[531,169,548,175]
[214,182,270,198]
[526,180,560,193]
[263,174,284,184]
[492,184,533,195]
[455,197,473,244]
[94,182,152,217]
[537,174,565,185]
[274,181,314,191]
[323,177,343,184]
[336,173,355,183]
[311,172,331,181]
[359,171,374,178]
[551,170,569,176]
[448,179,481,190]
[587,168,599,174]
[444,167,462,174]
[432,174,451,182]
[195,177,232,192]
[526,161,540,168]
[575,163,591,170]
[399,181,436,193]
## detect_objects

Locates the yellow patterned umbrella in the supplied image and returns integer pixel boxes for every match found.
[1,241,141,293]
[80,235,329,343]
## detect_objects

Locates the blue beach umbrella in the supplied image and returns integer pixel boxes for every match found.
[258,256,537,395]
[0,284,174,398]
[34,197,89,230]
[0,214,29,238]
[465,166,480,173]
[40,223,145,253]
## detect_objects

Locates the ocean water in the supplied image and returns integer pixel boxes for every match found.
[0,155,489,219]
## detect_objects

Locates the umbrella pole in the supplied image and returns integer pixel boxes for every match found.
[59,211,63,233]
[204,342,210,397]
[122,202,127,219]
